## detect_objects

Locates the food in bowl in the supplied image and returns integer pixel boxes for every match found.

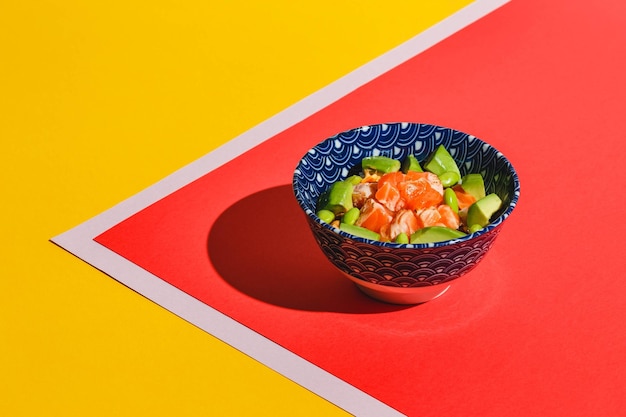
[292,122,520,304]
[315,146,503,244]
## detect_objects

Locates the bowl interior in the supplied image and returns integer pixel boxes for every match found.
[293,122,520,245]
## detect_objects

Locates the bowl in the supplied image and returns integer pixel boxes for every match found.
[292,122,520,304]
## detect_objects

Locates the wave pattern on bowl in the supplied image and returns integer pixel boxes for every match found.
[308,216,501,286]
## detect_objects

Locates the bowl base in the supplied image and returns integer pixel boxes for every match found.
[342,273,451,305]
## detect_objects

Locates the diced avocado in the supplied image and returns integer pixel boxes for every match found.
[469,224,483,233]
[340,223,381,241]
[318,180,354,215]
[401,154,423,173]
[423,145,460,177]
[460,173,486,200]
[362,156,401,174]
[466,193,502,228]
[394,232,409,244]
[410,226,467,244]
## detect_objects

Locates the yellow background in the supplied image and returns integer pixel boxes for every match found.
[1,1,472,415]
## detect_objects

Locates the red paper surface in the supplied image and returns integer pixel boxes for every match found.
[96,1,626,415]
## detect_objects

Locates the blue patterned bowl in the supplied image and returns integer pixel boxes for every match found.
[293,122,520,304]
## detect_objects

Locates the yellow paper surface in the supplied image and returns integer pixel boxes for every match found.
[1,1,472,415]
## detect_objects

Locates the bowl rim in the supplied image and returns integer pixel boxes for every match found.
[292,122,521,249]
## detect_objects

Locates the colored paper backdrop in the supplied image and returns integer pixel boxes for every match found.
[2,1,480,416]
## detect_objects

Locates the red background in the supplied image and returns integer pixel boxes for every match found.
[96,1,626,415]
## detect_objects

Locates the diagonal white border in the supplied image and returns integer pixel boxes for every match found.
[51,1,510,416]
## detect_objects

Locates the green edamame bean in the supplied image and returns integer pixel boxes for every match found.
[317,209,335,224]
[444,187,459,213]
[342,207,360,225]
[439,171,460,187]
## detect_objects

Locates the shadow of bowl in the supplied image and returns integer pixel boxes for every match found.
[207,185,412,313]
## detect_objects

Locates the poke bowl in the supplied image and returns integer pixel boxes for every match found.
[292,122,520,304]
